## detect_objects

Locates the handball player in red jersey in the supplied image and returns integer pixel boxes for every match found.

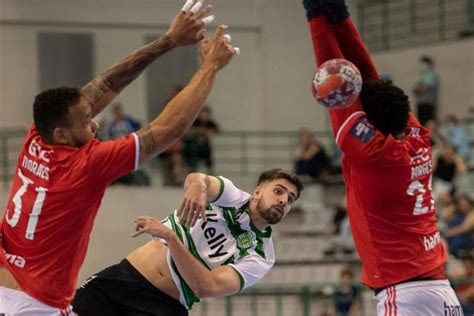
[302,1,463,315]
[0,1,240,314]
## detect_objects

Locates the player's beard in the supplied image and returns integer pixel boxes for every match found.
[256,199,284,225]
[71,135,87,148]
[70,132,94,148]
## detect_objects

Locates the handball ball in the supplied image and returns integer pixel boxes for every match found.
[312,59,362,109]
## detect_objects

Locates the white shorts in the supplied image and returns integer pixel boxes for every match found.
[375,280,463,316]
[0,286,73,316]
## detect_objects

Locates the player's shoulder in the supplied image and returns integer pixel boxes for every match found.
[335,111,368,145]
[336,112,386,160]
[400,116,431,154]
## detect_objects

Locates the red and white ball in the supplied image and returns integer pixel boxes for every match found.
[312,59,363,109]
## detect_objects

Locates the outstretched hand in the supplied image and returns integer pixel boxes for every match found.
[200,25,239,71]
[132,216,174,240]
[177,180,208,228]
[166,0,215,46]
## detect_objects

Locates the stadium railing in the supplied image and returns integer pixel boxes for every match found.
[1,118,473,188]
[189,278,474,316]
[211,130,334,176]
[357,0,474,51]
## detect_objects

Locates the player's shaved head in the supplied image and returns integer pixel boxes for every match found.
[359,80,410,137]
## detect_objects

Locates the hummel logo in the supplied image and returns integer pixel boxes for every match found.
[409,127,420,137]
[80,275,98,289]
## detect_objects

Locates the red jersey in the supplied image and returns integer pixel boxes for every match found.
[1,125,139,308]
[336,111,447,288]
[308,16,447,288]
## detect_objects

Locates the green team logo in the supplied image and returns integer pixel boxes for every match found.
[236,232,255,250]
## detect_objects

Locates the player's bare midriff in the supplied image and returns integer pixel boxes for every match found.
[126,240,180,300]
[0,266,20,290]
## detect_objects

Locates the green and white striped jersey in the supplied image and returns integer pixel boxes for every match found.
[159,176,275,310]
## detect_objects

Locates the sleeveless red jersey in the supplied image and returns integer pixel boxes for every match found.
[1,125,138,308]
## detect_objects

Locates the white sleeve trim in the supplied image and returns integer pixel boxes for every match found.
[335,111,365,146]
[132,133,140,171]
[211,176,251,208]
[228,255,274,290]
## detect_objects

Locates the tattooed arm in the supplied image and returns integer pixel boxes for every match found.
[136,25,236,164]
[81,3,213,117]
[81,35,176,117]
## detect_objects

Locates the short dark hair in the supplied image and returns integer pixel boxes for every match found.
[359,80,410,136]
[445,114,459,124]
[33,86,81,142]
[420,55,434,66]
[257,169,304,200]
[340,268,354,279]
[457,194,473,206]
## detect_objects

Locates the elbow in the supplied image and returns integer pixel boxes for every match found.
[192,277,219,298]
[193,282,213,298]
[193,286,208,298]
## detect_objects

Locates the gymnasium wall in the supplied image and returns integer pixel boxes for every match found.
[1,0,473,134]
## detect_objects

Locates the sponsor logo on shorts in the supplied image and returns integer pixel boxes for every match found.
[443,302,463,316]
[80,275,98,289]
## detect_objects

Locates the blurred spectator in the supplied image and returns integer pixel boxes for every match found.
[183,106,219,173]
[449,252,474,314]
[160,141,184,186]
[329,268,359,316]
[425,119,442,149]
[441,114,470,161]
[108,103,141,139]
[323,205,355,258]
[294,128,331,181]
[159,86,185,186]
[412,55,439,126]
[380,73,393,84]
[433,144,467,203]
[108,103,150,186]
[441,194,474,258]
[429,122,467,204]
[324,205,350,237]
[96,117,109,141]
[330,142,343,173]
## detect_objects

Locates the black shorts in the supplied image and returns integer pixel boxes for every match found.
[72,259,188,316]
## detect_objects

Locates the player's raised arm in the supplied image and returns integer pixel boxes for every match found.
[81,0,214,117]
[324,1,380,81]
[302,0,363,136]
[176,173,221,227]
[136,25,238,163]
[303,0,344,68]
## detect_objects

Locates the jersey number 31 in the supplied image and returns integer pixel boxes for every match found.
[5,169,47,240]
